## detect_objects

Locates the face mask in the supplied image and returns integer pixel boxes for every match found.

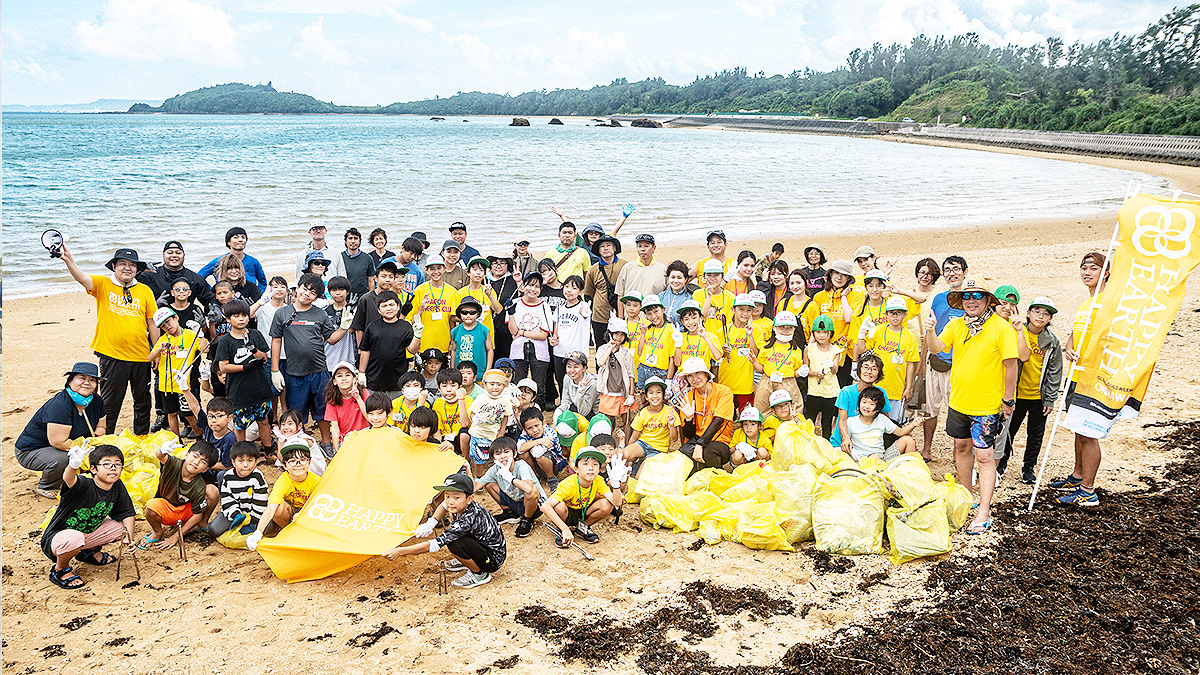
[68,388,93,406]
[403,386,421,401]
[774,330,793,343]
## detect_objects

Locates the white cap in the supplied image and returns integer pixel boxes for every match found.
[738,406,763,422]
[885,296,908,312]
[774,311,797,327]
[748,290,767,305]
[607,316,628,334]
[152,307,177,327]
[679,356,713,379]
[424,254,446,267]
[702,259,725,275]
[768,389,792,407]
[331,360,358,375]
[516,377,538,392]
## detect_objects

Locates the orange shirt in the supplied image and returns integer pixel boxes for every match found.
[681,382,735,445]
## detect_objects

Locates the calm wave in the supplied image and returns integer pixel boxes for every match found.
[2,113,1166,298]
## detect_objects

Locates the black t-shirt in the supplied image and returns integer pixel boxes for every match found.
[359,318,415,391]
[16,390,105,453]
[167,302,208,336]
[367,249,396,267]
[40,475,135,561]
[214,329,273,409]
[340,251,377,300]
[799,266,827,298]
[269,304,337,377]
[540,285,566,313]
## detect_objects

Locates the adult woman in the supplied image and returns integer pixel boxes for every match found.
[488,254,519,360]
[724,251,757,296]
[757,260,789,319]
[660,261,694,330]
[676,357,735,471]
[802,260,864,387]
[508,271,554,408]
[15,362,107,498]
[217,254,262,307]
[367,228,394,267]
[798,245,827,298]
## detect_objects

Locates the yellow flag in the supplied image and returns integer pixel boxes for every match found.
[257,426,465,582]
[1066,192,1200,439]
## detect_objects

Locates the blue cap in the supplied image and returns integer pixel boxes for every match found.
[494,358,516,370]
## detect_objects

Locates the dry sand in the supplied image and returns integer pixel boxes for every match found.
[3,144,1200,675]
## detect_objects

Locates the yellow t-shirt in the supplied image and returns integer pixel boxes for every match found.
[717,324,756,395]
[805,343,843,399]
[408,281,456,352]
[268,471,321,510]
[777,294,811,322]
[1072,298,1100,372]
[677,330,719,365]
[802,288,865,352]
[762,412,784,442]
[731,428,773,453]
[389,397,423,432]
[626,317,646,348]
[863,325,920,401]
[848,300,889,346]
[692,288,734,341]
[631,405,677,452]
[752,317,774,349]
[87,276,157,361]
[551,474,611,510]
[756,343,804,378]
[637,323,676,369]
[938,314,1020,416]
[694,257,734,280]
[432,395,473,438]
[1017,329,1046,400]
[154,329,202,394]
[451,286,495,347]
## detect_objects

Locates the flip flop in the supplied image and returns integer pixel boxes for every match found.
[966,518,993,535]
[49,565,86,590]
[136,534,162,551]
[76,548,117,566]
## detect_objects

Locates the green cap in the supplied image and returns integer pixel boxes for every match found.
[811,314,835,332]
[575,447,608,467]
[994,284,1020,304]
[467,256,489,270]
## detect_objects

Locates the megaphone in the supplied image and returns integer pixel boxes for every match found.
[41,229,69,259]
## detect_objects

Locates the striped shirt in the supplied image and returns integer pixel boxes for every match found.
[219,469,270,524]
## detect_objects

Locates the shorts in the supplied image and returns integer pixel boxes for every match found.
[494,488,541,516]
[232,401,272,430]
[630,439,661,474]
[285,370,330,423]
[445,536,503,574]
[531,449,568,475]
[945,408,1006,457]
[598,393,632,416]
[563,507,585,527]
[160,392,194,416]
[47,519,126,559]
[468,436,492,464]
[923,368,951,416]
[635,364,668,392]
[144,498,194,526]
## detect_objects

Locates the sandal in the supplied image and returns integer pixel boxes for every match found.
[136,534,161,551]
[966,518,993,535]
[76,548,116,566]
[35,487,59,500]
[49,565,86,590]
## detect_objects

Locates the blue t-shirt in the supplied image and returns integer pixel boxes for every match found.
[930,290,964,363]
[400,262,425,294]
[835,384,892,416]
[198,408,238,472]
[451,322,491,369]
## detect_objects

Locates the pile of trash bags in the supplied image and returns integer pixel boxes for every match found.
[633,420,973,563]
[70,430,190,519]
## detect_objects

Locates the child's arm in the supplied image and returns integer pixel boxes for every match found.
[485,341,494,370]
[896,413,927,436]
[458,389,471,430]
[702,332,721,362]
[837,408,851,454]
[382,501,447,560]
[540,496,573,546]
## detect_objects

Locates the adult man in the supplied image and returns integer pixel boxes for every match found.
[270,274,351,449]
[60,245,159,434]
[199,227,266,292]
[583,235,628,348]
[691,230,731,281]
[296,222,333,282]
[923,277,1017,536]
[921,255,967,460]
[754,243,785,283]
[449,222,481,264]
[137,241,215,307]
[441,240,468,289]
[543,222,591,283]
[337,227,377,301]
[614,234,667,314]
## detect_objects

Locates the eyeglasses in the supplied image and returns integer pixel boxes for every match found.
[961,291,986,300]
[917,270,934,278]
[96,462,123,471]
[942,266,963,274]
[285,458,310,467]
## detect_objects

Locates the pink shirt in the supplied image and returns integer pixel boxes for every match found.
[326,389,369,440]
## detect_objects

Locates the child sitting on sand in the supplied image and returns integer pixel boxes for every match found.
[517,407,566,487]
[246,444,320,550]
[731,406,773,465]
[831,386,923,462]
[209,441,268,539]
[477,437,544,538]
[383,473,506,589]
[141,439,220,551]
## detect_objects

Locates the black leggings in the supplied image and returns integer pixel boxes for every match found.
[446,536,502,573]
[998,398,1048,475]
[804,395,838,439]
[513,357,549,409]
[678,418,731,470]
[99,354,152,435]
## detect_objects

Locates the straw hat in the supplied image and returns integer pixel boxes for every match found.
[947,277,999,309]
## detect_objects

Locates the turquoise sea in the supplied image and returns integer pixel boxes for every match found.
[1,113,1166,298]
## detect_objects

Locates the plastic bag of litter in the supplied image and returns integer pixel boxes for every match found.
[812,469,886,555]
[736,502,793,552]
[633,452,693,499]
[880,454,940,509]
[685,467,725,495]
[709,460,765,496]
[770,463,820,543]
[887,497,951,564]
[771,421,857,475]
[697,497,757,545]
[935,474,973,530]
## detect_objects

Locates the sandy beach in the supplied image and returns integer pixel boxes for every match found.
[3,141,1199,675]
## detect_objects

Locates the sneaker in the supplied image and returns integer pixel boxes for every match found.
[1021,470,1037,484]
[515,516,534,538]
[573,521,600,544]
[995,472,1003,489]
[179,426,197,440]
[1049,474,1083,491]
[151,414,167,433]
[442,559,467,572]
[554,528,568,548]
[319,442,335,459]
[546,476,560,492]
[1056,487,1099,506]
[495,511,521,526]
[452,570,491,588]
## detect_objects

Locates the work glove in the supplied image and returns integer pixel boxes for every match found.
[413,320,424,338]
[415,518,438,538]
[624,394,636,407]
[428,539,441,553]
[797,364,810,378]
[246,531,263,551]
[159,439,182,458]
[357,372,367,388]
[497,463,515,482]
[737,442,758,463]
[67,444,89,470]
[272,371,285,391]
[531,445,547,458]
[339,309,354,331]
[607,455,630,484]
[672,327,683,344]
[622,203,636,218]
[859,321,876,340]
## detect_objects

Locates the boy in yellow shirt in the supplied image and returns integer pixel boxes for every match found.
[619,290,645,344]
[432,369,472,448]
[763,389,796,443]
[245,444,320,550]
[541,448,623,547]
[731,406,772,465]
[409,254,455,353]
[148,307,208,437]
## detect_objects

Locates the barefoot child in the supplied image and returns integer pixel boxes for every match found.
[246,444,320,550]
[141,439,220,551]
[541,447,623,547]
[731,406,772,465]
[478,437,544,538]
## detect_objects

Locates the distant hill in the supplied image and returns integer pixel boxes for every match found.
[5,98,163,113]
[128,82,377,114]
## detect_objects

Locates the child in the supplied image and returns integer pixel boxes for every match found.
[719,293,759,412]
[835,354,893,445]
[635,294,676,387]
[432,369,473,450]
[452,257,502,343]
[848,271,891,362]
[272,409,326,475]
[459,368,514,478]
[383,473,506,589]
[214,299,274,454]
[324,276,358,371]
[551,275,592,395]
[478,436,544,538]
[749,290,774,348]
[507,377,540,440]
[390,371,429,432]
[43,444,137,589]
[555,351,598,420]
[148,307,208,437]
[855,296,920,423]
[763,389,795,443]
[619,290,645,344]
[450,297,493,370]
[364,392,395,431]
[246,443,320,550]
[831,386,923,462]
[326,361,369,454]
[141,439,220,551]
[596,317,636,438]
[589,434,631,506]
[541,447,623,546]
[209,441,269,538]
[693,259,734,345]
[419,348,447,398]
[253,276,291,414]
[357,290,419,398]
[204,281,236,396]
[518,407,567,487]
[753,311,806,411]
[407,405,450,448]
[620,376,678,476]
[805,315,843,439]
[731,406,772,465]
[177,391,238,477]
[1003,296,1063,484]
[459,360,485,399]
[409,254,454,355]
[674,300,721,369]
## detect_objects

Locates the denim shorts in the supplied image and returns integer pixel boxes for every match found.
[630,439,661,474]
[636,364,669,392]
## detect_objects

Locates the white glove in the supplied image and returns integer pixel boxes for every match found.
[199,359,212,381]
[624,394,636,407]
[415,518,437,538]
[737,442,758,462]
[671,327,683,343]
[797,364,810,378]
[357,372,367,388]
[339,309,354,331]
[607,455,630,484]
[246,531,263,551]
[174,366,191,390]
[159,439,182,457]
[272,371,285,391]
[531,445,547,458]
[859,321,876,340]
[498,465,515,482]
[428,539,441,553]
[555,421,576,437]
[413,320,424,338]
[680,401,696,418]
[67,445,89,470]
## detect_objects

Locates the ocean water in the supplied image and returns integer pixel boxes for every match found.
[1,113,1165,298]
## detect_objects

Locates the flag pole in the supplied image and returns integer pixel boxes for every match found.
[1027,181,1137,512]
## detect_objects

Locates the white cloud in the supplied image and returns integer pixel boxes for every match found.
[5,57,63,84]
[293,16,351,65]
[736,1,776,18]
[74,0,240,66]
[382,7,433,33]
[441,32,492,71]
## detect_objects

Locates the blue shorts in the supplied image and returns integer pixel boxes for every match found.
[232,401,272,430]
[468,435,491,464]
[630,439,661,474]
[494,488,541,517]
[636,364,669,392]
[285,370,330,423]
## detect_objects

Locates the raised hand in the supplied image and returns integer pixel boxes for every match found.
[622,203,636,218]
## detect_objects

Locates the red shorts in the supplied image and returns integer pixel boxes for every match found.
[144,498,194,526]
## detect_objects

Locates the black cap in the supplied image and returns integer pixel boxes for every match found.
[449,222,467,233]
[523,270,543,284]
[706,229,726,242]
[412,231,429,247]
[105,248,148,272]
[591,235,622,256]
[225,226,247,246]
[65,361,104,381]
[376,255,400,273]
[634,233,655,244]
[456,297,483,315]
[421,348,446,363]
[433,473,474,493]
[163,240,184,253]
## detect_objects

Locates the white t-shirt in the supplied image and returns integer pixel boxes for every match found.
[256,302,286,360]
[509,298,553,362]
[553,300,593,358]
[847,414,898,461]
[468,391,515,442]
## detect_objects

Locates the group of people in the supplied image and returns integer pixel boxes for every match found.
[17,212,1111,590]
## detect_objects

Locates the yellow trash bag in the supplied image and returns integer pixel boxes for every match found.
[634,453,693,499]
[684,492,724,521]
[639,494,699,532]
[625,476,640,504]
[721,474,773,503]
[216,520,255,550]
[685,468,725,495]
[770,463,820,543]
[887,497,951,564]
[736,502,793,552]
[812,469,886,555]
[881,455,940,509]
[859,454,886,473]
[936,474,974,530]
[768,419,815,471]
[697,497,757,544]
[709,460,765,496]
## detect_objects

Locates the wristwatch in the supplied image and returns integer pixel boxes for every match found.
[1002,399,1015,407]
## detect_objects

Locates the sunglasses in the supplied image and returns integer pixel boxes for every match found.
[961,291,987,301]
[459,310,479,316]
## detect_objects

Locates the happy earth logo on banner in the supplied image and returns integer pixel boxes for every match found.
[1065,191,1200,439]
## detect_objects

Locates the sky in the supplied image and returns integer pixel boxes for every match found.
[1,0,1180,105]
